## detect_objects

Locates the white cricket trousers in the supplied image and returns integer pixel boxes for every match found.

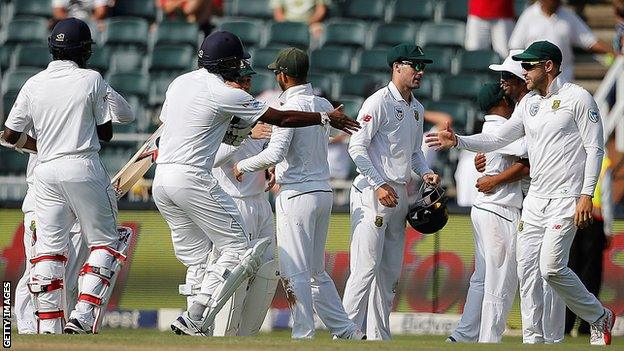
[343,177,408,340]
[464,15,515,58]
[153,164,250,299]
[275,182,356,339]
[232,194,275,262]
[452,204,519,343]
[518,195,605,343]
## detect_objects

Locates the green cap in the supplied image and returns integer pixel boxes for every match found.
[477,83,505,113]
[267,47,309,78]
[386,43,433,67]
[511,40,562,65]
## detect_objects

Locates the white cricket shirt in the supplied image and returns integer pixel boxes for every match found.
[213,138,269,198]
[156,68,268,172]
[457,76,604,198]
[473,114,527,210]
[508,3,597,82]
[5,60,110,163]
[348,81,432,190]
[236,83,333,187]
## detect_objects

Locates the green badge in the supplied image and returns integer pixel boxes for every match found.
[552,100,560,110]
[518,221,524,232]
[375,216,383,227]
[414,110,419,121]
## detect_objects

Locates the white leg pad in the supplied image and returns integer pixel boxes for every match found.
[179,263,207,310]
[28,256,67,334]
[212,280,248,336]
[238,258,279,336]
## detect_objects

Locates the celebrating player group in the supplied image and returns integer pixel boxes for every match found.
[0,16,615,346]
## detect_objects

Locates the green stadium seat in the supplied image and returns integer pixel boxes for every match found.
[308,73,335,98]
[372,22,418,49]
[104,17,149,49]
[232,0,273,19]
[5,18,49,45]
[515,0,531,14]
[110,48,145,73]
[2,150,29,175]
[267,21,309,49]
[344,0,386,21]
[423,47,454,73]
[3,68,39,94]
[150,45,195,74]
[310,47,353,73]
[112,0,156,22]
[149,76,175,106]
[339,96,364,118]
[88,45,111,74]
[322,19,368,49]
[13,44,51,69]
[456,49,501,74]
[0,46,12,72]
[3,91,19,118]
[219,19,264,48]
[358,49,389,73]
[339,73,382,98]
[13,0,51,18]
[249,72,277,97]
[413,75,437,100]
[107,72,149,100]
[391,0,435,23]
[419,21,466,49]
[251,47,282,71]
[425,100,473,133]
[439,0,468,21]
[155,21,199,48]
[440,74,489,100]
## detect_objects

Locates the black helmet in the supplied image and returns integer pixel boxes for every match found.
[198,31,250,81]
[407,184,448,234]
[48,18,94,67]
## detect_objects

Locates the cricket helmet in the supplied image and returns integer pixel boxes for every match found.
[407,184,448,234]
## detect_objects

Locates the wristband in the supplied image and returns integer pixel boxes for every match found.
[320,112,330,125]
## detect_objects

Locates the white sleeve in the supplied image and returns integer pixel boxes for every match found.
[348,99,386,189]
[569,11,598,49]
[4,83,32,133]
[94,0,108,6]
[52,0,68,7]
[214,142,242,168]
[105,83,135,124]
[237,125,293,173]
[219,88,269,126]
[496,137,527,157]
[92,74,110,125]
[575,91,604,196]
[601,167,613,236]
[457,108,525,152]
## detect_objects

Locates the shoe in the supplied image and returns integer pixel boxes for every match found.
[170,312,208,336]
[333,328,366,340]
[590,308,615,346]
[64,318,92,334]
[446,336,457,343]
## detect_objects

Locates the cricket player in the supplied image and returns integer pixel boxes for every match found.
[342,43,440,340]
[153,33,359,336]
[232,47,364,340]
[2,18,130,334]
[14,82,134,334]
[426,41,615,346]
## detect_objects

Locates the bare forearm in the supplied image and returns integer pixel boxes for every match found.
[492,161,529,185]
[260,108,320,128]
[590,41,616,55]
[308,5,326,24]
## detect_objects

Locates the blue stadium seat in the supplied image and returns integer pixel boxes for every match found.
[107,72,149,101]
[339,73,382,98]
[104,17,149,50]
[5,18,49,45]
[419,21,466,49]
[88,45,111,75]
[13,0,52,19]
[343,0,386,21]
[322,19,368,49]
[13,44,51,69]
[391,0,435,23]
[110,48,145,73]
[149,76,175,107]
[439,74,490,100]
[267,21,310,49]
[423,47,454,73]
[155,21,200,48]
[372,22,418,49]
[112,0,156,22]
[456,49,501,74]
[251,47,282,71]
[310,47,354,73]
[149,45,195,75]
[220,19,264,48]
[231,0,273,19]
[358,49,389,73]
[413,75,437,101]
[439,0,468,21]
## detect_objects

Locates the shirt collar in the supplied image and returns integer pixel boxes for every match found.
[387,81,415,105]
[280,83,314,102]
[47,60,79,70]
[545,75,567,98]
[484,114,508,122]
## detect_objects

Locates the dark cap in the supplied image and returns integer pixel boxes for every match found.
[477,83,505,113]
[198,31,250,65]
[386,43,433,67]
[268,47,309,78]
[49,17,93,48]
[512,40,562,65]
[239,63,256,77]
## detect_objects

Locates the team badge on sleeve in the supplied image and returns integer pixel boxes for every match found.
[529,102,540,116]
[588,109,600,123]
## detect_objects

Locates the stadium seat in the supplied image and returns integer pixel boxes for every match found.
[148,76,175,106]
[267,21,309,49]
[439,0,468,21]
[339,96,364,118]
[344,0,386,21]
[107,72,149,100]
[419,21,466,49]
[13,44,51,69]
[2,150,29,175]
[358,49,389,73]
[5,18,49,45]
[310,47,353,73]
[104,17,149,49]
[372,22,418,49]
[423,47,454,73]
[339,73,382,98]
[150,45,195,74]
[231,0,273,19]
[425,100,473,133]
[251,47,282,71]
[308,73,335,98]
[3,68,40,94]
[439,74,490,100]
[0,46,12,72]
[249,72,277,97]
[413,75,437,100]
[155,21,200,48]
[219,19,264,48]
[391,0,435,23]
[322,19,368,49]
[2,91,18,118]
[88,45,111,74]
[456,49,501,74]
[12,0,52,19]
[112,0,156,22]
[110,48,145,73]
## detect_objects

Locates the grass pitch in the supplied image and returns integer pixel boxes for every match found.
[11,329,624,351]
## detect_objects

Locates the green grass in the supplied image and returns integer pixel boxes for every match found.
[11,329,624,351]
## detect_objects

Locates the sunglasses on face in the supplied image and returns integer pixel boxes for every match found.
[401,60,426,72]
[520,61,547,71]
[273,70,282,76]
[500,71,516,80]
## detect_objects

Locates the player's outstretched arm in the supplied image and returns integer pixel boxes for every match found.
[258,105,360,134]
[424,121,457,150]
[1,128,37,153]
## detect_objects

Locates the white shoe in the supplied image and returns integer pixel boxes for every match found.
[590,308,615,346]
[171,311,208,336]
[446,336,457,343]
[64,318,92,334]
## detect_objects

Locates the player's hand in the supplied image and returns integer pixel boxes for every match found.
[233,163,243,182]
[425,121,457,151]
[476,175,499,194]
[422,172,440,186]
[574,195,594,229]
[265,166,276,192]
[376,183,398,207]
[328,104,360,135]
[251,123,272,139]
[474,153,486,173]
